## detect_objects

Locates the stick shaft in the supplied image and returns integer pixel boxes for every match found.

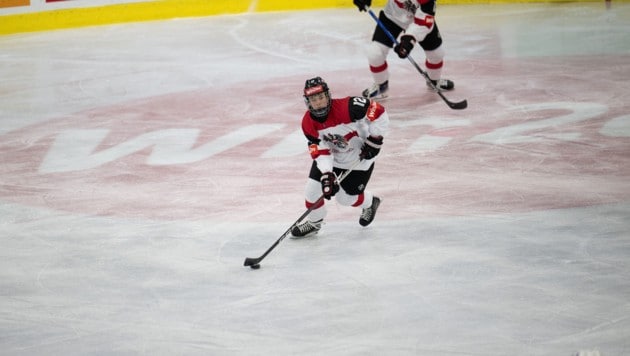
[243,160,362,266]
[366,9,467,110]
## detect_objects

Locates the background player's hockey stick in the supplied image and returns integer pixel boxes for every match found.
[366,8,467,110]
[244,160,361,269]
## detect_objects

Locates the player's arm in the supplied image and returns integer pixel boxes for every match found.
[394,0,436,58]
[406,0,436,41]
[302,120,334,173]
[348,96,389,137]
[347,96,390,160]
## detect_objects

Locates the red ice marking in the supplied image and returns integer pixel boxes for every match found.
[1,66,629,221]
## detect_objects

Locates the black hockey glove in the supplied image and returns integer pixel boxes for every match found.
[360,136,383,160]
[353,0,371,11]
[320,172,339,200]
[394,34,416,59]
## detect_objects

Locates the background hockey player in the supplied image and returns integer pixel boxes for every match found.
[353,0,455,99]
[291,77,390,238]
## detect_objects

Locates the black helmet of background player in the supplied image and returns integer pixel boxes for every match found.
[303,76,331,122]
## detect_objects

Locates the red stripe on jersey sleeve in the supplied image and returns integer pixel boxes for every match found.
[366,101,385,122]
[309,144,331,159]
[414,15,434,29]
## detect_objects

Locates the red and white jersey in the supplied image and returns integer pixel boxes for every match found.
[384,0,436,41]
[301,96,389,173]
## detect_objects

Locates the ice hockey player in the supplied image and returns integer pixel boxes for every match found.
[291,76,390,238]
[353,0,455,99]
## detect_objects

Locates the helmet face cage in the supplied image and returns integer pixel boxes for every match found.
[304,77,331,121]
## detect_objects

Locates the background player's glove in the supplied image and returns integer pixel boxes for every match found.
[320,172,339,200]
[353,0,371,11]
[360,136,383,160]
[394,34,416,59]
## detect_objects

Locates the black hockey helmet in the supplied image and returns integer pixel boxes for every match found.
[303,76,331,121]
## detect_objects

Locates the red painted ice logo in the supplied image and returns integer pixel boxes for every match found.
[1,75,629,221]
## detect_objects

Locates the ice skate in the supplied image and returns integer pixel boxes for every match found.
[359,196,381,227]
[362,81,389,100]
[426,78,454,91]
[291,219,322,239]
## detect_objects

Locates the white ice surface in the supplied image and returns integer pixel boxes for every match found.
[1,4,629,356]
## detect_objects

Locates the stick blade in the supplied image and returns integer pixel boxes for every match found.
[448,99,468,110]
[243,257,260,267]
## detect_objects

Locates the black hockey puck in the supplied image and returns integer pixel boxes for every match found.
[250,264,261,269]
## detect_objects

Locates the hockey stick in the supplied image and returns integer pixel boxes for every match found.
[366,8,467,110]
[243,160,362,269]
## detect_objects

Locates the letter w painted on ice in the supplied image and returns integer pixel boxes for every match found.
[39,124,283,173]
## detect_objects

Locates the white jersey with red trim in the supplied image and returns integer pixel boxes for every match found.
[301,96,389,173]
[384,0,436,41]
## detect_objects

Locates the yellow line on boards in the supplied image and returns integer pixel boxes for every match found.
[0,0,617,36]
